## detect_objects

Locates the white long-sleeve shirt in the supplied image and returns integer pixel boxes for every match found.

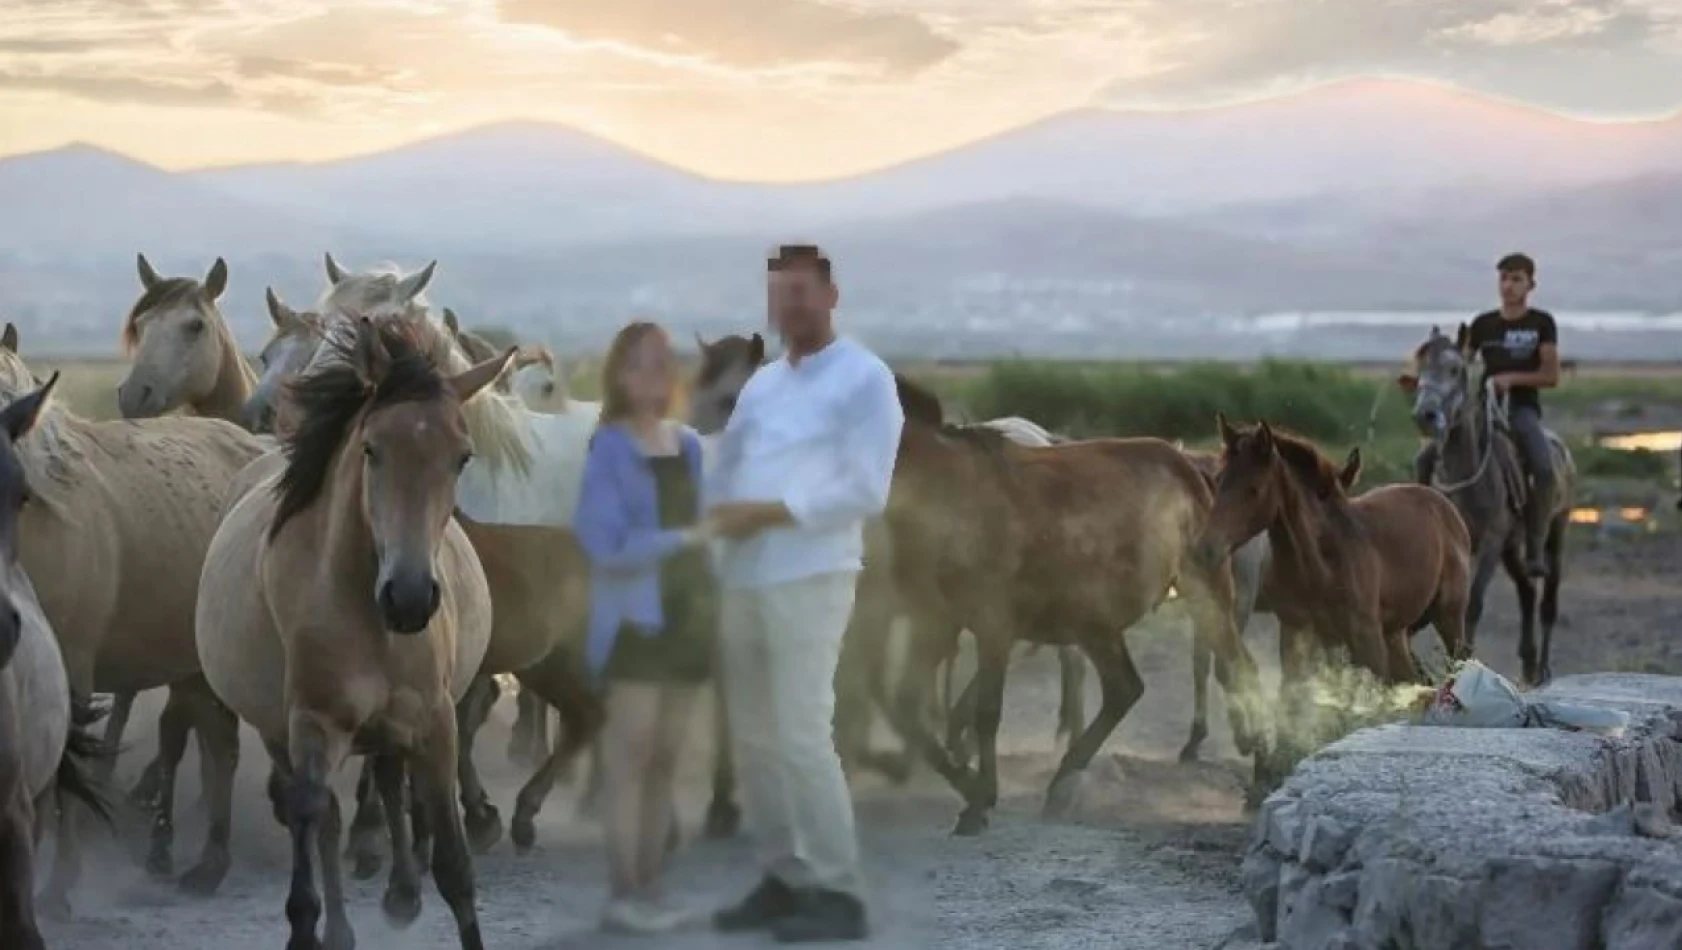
[709,336,904,590]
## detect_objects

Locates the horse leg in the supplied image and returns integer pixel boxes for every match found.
[1055,646,1086,748]
[343,758,386,880]
[410,770,433,870]
[954,625,1012,836]
[0,799,44,950]
[1537,516,1566,686]
[886,608,979,802]
[1263,623,1316,797]
[1046,630,1143,821]
[507,687,549,769]
[946,667,979,769]
[511,650,604,853]
[99,690,135,784]
[373,753,423,927]
[576,742,606,820]
[704,679,740,839]
[1179,639,1212,763]
[1180,563,1264,758]
[1384,628,1420,685]
[1497,543,1540,684]
[415,706,486,950]
[1463,542,1503,657]
[281,719,350,950]
[178,683,241,897]
[142,682,197,878]
[454,673,503,854]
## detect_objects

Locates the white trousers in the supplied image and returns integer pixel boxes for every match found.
[719,571,861,894]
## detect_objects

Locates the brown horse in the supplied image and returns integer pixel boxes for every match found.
[0,375,111,950]
[883,376,1265,834]
[1196,416,1471,759]
[196,316,505,950]
[1399,325,1575,685]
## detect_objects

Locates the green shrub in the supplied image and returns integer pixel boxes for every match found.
[1573,444,1670,480]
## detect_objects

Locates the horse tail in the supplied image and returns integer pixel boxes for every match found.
[57,694,116,827]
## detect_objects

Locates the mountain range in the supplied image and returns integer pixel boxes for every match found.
[2,78,1680,357]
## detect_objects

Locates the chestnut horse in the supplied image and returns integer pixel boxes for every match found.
[1197,417,1471,762]
[195,316,506,950]
[884,377,1266,834]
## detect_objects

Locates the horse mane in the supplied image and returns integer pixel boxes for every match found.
[0,348,88,514]
[1262,426,1350,498]
[121,278,203,353]
[315,262,429,320]
[893,372,945,427]
[270,318,450,540]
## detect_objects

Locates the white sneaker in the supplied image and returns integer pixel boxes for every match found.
[600,897,689,935]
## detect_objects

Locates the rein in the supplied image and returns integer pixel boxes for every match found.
[1433,379,1508,494]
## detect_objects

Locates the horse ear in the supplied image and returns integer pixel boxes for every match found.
[1255,420,1276,454]
[450,347,515,403]
[1216,412,1240,447]
[1396,373,1418,395]
[137,253,161,290]
[203,257,228,301]
[1,323,17,354]
[324,252,346,285]
[265,286,295,327]
[442,308,460,335]
[1455,323,1471,353]
[352,318,392,388]
[1339,447,1363,489]
[2,371,56,441]
[749,332,766,364]
[396,261,436,303]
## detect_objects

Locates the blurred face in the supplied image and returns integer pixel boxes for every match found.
[1499,269,1533,308]
[769,264,836,346]
[618,330,675,418]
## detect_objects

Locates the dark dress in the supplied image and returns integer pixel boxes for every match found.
[603,453,718,684]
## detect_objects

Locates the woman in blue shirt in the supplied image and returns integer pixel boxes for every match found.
[573,321,718,934]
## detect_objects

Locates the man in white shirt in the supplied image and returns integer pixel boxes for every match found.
[704,244,903,943]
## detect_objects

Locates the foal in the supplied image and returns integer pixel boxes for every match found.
[196,317,507,950]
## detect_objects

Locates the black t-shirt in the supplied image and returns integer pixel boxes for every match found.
[1467,308,1558,413]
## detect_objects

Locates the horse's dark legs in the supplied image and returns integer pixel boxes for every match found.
[1537,517,1567,685]
[143,682,197,878]
[281,725,348,950]
[1045,631,1143,820]
[178,683,241,896]
[704,681,740,838]
[945,666,978,767]
[1464,542,1503,655]
[373,754,423,927]
[416,707,485,950]
[507,687,549,769]
[100,691,135,784]
[1501,544,1541,684]
[510,651,604,853]
[0,802,44,950]
[1179,640,1212,763]
[1055,647,1086,746]
[344,758,386,880]
[455,673,503,854]
[954,628,1011,836]
[886,609,976,799]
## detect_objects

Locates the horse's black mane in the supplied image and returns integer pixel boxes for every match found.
[270,319,449,540]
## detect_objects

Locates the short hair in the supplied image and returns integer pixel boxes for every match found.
[1496,253,1536,279]
[768,244,832,283]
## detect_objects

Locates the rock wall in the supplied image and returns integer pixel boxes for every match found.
[1241,673,1682,950]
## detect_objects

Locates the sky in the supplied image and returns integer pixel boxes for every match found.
[2,0,1682,180]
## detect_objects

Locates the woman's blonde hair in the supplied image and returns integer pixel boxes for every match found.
[599,320,686,423]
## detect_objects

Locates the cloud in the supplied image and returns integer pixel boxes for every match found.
[1095,0,1682,116]
[497,0,961,76]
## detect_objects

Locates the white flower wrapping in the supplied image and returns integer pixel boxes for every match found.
[1416,660,1630,736]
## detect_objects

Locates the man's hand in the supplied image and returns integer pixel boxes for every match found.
[706,502,793,539]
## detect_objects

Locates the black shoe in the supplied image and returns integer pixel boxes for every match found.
[714,875,799,932]
[771,889,869,943]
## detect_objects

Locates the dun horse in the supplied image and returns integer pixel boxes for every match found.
[196,316,505,950]
[882,377,1265,834]
[0,375,110,950]
[1197,417,1472,763]
[1400,325,1575,685]
[0,323,266,903]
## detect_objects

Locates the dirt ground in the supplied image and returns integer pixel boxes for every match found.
[37,528,1682,950]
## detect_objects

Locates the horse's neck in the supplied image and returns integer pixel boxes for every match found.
[309,447,378,589]
[1265,475,1336,588]
[194,332,258,426]
[1439,398,1487,479]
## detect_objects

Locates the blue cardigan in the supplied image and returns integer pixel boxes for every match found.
[573,422,707,680]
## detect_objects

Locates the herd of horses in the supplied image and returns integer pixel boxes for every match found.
[0,255,1577,950]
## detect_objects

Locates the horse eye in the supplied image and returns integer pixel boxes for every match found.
[541,383,555,396]
[363,443,378,464]
[185,318,206,335]
[457,451,473,472]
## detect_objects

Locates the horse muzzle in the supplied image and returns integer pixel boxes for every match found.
[116,381,164,420]
[376,571,442,635]
[1411,406,1446,439]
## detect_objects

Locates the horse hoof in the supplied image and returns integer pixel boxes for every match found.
[1177,742,1202,764]
[348,847,383,881]
[1042,773,1081,820]
[511,814,537,853]
[285,937,323,950]
[178,858,228,897]
[952,809,989,837]
[465,806,503,855]
[382,885,423,927]
[704,802,741,839]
